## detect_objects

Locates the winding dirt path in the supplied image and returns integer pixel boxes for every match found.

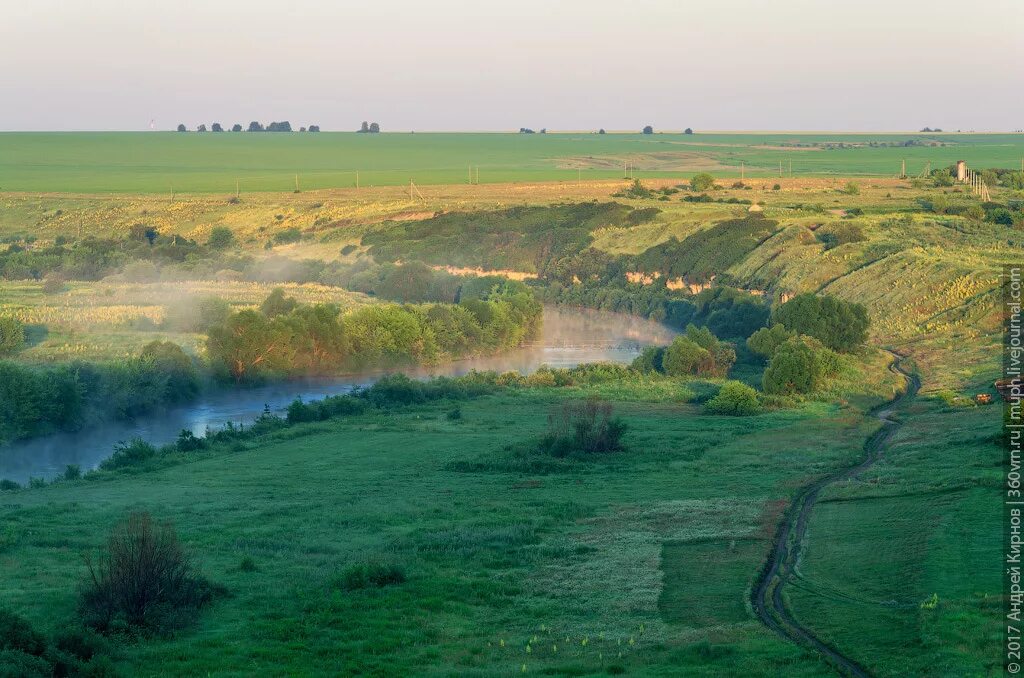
[750,352,919,676]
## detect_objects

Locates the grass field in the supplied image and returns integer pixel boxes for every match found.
[2,132,1023,193]
[1,372,916,676]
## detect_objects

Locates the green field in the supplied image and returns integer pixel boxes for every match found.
[3,131,1024,193]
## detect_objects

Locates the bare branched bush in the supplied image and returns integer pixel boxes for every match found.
[540,398,627,456]
[80,512,223,634]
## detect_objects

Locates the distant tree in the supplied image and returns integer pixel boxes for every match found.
[211,123,223,132]
[247,121,264,132]
[308,125,320,133]
[266,121,292,132]
[519,128,535,134]
[690,173,716,192]
[746,323,796,358]
[359,121,370,133]
[598,128,606,134]
[369,122,380,133]
[260,288,299,317]
[196,124,207,132]
[642,125,654,135]
[762,336,840,395]
[539,128,546,134]
[843,181,860,195]
[231,123,242,132]
[684,127,694,135]
[176,124,187,132]
[207,226,235,249]
[299,126,306,132]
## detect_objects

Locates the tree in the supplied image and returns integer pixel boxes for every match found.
[259,288,298,317]
[662,337,708,376]
[266,121,292,132]
[231,123,242,132]
[359,121,370,133]
[207,226,235,249]
[0,316,25,356]
[308,125,320,132]
[247,121,264,132]
[369,122,380,133]
[598,128,606,134]
[207,310,291,381]
[299,126,306,132]
[684,128,694,135]
[642,125,654,134]
[211,123,223,132]
[747,323,796,358]
[176,124,187,132]
[690,173,716,192]
[762,336,840,395]
[196,124,207,132]
[770,293,869,352]
[519,128,535,134]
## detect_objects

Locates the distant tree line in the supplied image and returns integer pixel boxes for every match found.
[176,121,321,132]
[357,122,381,133]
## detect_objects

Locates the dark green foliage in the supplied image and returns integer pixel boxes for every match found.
[260,288,299,317]
[539,399,627,456]
[0,480,18,491]
[631,346,665,373]
[333,562,406,591]
[631,215,778,284]
[762,336,840,395]
[691,287,769,339]
[704,381,761,416]
[207,227,235,249]
[626,207,661,225]
[100,439,157,471]
[0,608,46,656]
[80,512,224,635]
[771,293,870,352]
[746,324,796,358]
[162,296,231,332]
[662,326,735,378]
[615,180,652,199]
[175,430,205,452]
[272,228,302,245]
[63,464,81,481]
[0,317,24,356]
[816,222,867,249]
[139,341,200,402]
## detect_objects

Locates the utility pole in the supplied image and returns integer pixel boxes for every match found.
[901,159,906,179]
[475,166,479,185]
[294,174,299,192]
[469,165,473,184]
[355,171,359,189]
[740,162,744,181]
[789,160,793,177]
[235,179,240,198]
[779,161,783,178]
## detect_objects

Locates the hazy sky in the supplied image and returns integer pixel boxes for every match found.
[3,0,1021,132]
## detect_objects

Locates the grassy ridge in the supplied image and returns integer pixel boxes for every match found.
[2,132,1024,193]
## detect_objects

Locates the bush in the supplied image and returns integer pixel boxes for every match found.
[816,222,867,249]
[42,276,66,295]
[539,399,627,456]
[0,608,46,656]
[843,181,860,195]
[0,650,50,677]
[0,317,25,356]
[99,439,159,471]
[631,346,665,373]
[662,326,735,377]
[0,480,18,492]
[705,381,761,415]
[333,562,406,591]
[690,173,716,192]
[80,512,223,634]
[207,227,235,249]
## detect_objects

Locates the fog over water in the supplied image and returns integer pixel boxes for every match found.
[0,307,677,482]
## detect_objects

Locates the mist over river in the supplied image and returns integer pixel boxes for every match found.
[0,307,677,482]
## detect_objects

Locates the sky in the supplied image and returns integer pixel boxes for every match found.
[2,0,1022,132]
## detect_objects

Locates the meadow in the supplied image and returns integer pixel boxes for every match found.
[0,157,1015,675]
[1,131,1023,193]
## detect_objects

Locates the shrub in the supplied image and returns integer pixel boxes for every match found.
[272,228,302,245]
[843,181,860,195]
[539,399,627,456]
[705,381,761,415]
[207,227,235,249]
[816,222,867,249]
[690,173,716,192]
[0,608,46,656]
[99,439,158,471]
[63,464,81,481]
[333,562,407,591]
[0,649,50,677]
[80,512,223,634]
[631,346,665,373]
[175,429,205,452]
[0,317,25,356]
[662,337,708,376]
[42,275,66,295]
[0,480,18,492]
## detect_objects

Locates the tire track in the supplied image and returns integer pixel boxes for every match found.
[750,351,919,677]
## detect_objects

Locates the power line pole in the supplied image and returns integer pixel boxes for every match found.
[740,162,744,181]
[294,174,299,192]
[235,178,240,198]
[475,166,479,185]
[355,171,359,189]
[789,160,793,177]
[901,159,906,179]
[779,161,783,178]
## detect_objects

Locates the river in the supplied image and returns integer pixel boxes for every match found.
[0,307,677,482]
